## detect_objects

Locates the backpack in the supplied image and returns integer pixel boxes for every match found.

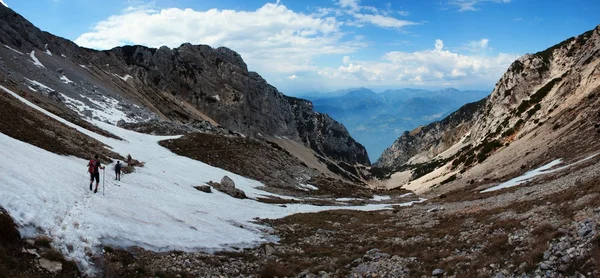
[88,160,96,174]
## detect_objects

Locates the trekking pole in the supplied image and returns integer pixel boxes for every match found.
[103,169,105,196]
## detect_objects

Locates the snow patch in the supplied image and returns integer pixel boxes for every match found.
[61,54,67,58]
[372,195,391,201]
[481,153,599,193]
[297,183,318,191]
[0,0,7,7]
[79,65,87,68]
[213,95,221,101]
[25,78,54,93]
[398,198,427,206]
[60,75,74,84]
[336,197,363,202]
[112,73,132,81]
[30,51,45,68]
[44,50,53,56]
[5,45,23,55]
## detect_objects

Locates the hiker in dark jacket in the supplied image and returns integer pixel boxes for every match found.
[87,154,105,193]
[114,161,122,181]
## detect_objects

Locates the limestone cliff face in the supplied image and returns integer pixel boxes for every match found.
[0,5,369,166]
[376,25,600,170]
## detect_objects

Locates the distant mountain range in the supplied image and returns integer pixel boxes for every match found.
[300,88,490,161]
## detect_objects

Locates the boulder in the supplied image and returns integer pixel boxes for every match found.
[432,268,444,276]
[220,176,236,192]
[264,245,276,256]
[208,176,246,199]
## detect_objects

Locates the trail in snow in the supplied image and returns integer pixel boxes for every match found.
[0,85,423,275]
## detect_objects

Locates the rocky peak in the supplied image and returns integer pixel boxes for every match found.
[376,24,600,171]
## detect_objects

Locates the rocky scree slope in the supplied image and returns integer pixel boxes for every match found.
[0,4,369,166]
[376,25,600,178]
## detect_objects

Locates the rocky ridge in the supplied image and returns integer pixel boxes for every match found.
[376,25,600,179]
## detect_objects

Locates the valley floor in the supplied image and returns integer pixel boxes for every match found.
[2,64,600,278]
[100,161,600,278]
[3,152,600,277]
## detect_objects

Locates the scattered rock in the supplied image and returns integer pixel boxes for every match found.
[38,258,62,273]
[578,218,595,238]
[432,268,444,276]
[264,245,276,256]
[427,206,445,213]
[193,185,212,193]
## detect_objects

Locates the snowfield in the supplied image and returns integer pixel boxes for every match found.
[0,85,416,274]
[481,153,599,193]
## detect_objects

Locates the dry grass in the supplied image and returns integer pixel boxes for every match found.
[259,262,295,278]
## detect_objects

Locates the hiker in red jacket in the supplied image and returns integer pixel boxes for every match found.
[87,155,105,193]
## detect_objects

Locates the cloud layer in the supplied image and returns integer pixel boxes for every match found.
[76,2,365,76]
[447,0,512,12]
[317,39,518,89]
[74,0,518,92]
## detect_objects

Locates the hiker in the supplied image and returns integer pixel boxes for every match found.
[87,154,105,193]
[114,161,122,181]
[126,154,132,164]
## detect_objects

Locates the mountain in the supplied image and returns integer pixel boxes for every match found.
[0,5,369,166]
[375,25,600,194]
[301,88,489,160]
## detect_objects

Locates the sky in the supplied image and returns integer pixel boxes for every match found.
[2,0,598,95]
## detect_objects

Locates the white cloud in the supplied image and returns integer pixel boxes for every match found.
[447,0,512,12]
[435,39,444,51]
[287,74,298,80]
[337,0,360,11]
[317,39,519,89]
[466,38,490,52]
[75,2,364,77]
[332,0,418,29]
[353,13,417,28]
[0,0,7,8]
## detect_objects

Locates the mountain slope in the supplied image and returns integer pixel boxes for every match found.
[375,25,600,193]
[0,4,369,166]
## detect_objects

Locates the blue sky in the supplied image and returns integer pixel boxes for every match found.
[3,0,598,95]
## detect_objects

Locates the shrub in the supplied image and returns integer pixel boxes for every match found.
[259,262,294,278]
[527,103,542,117]
[530,78,561,104]
[502,128,516,137]
[440,175,457,185]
